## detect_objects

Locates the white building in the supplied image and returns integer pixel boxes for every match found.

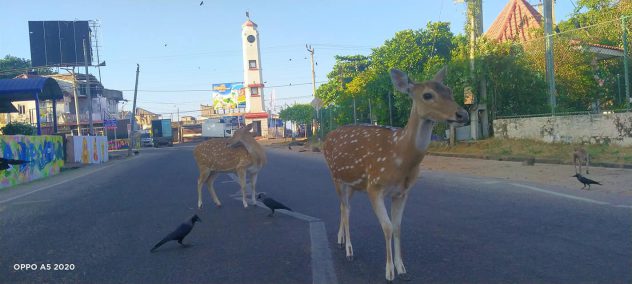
[241,16,269,137]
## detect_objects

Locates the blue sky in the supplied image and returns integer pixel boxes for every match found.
[0,0,575,117]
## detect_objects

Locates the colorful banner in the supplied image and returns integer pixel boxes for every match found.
[212,82,246,110]
[66,136,109,164]
[0,135,64,189]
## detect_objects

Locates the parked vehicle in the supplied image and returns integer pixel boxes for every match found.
[140,133,154,147]
[151,119,173,147]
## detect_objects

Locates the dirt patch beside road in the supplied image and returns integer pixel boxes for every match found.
[421,155,632,195]
[266,141,632,195]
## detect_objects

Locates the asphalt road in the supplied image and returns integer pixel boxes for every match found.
[0,144,630,284]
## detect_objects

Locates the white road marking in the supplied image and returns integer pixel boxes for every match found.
[614,204,632,209]
[510,183,610,206]
[230,194,338,284]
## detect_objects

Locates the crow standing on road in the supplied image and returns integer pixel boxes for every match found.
[256,193,292,217]
[150,215,201,252]
[0,158,29,171]
[572,174,602,190]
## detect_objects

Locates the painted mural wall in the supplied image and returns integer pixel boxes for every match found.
[66,136,109,164]
[0,135,64,189]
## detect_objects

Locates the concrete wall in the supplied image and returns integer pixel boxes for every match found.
[0,135,64,189]
[493,112,632,146]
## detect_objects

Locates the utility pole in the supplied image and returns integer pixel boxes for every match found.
[368,97,373,124]
[83,39,94,135]
[305,44,320,137]
[128,64,140,157]
[307,44,319,138]
[466,0,488,139]
[388,91,393,126]
[68,67,82,135]
[306,44,316,98]
[544,0,557,115]
[623,16,630,112]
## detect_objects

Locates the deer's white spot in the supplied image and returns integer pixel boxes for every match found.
[380,167,385,172]
[395,158,403,166]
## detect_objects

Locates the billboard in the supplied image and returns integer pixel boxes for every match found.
[211,83,246,111]
[28,21,92,67]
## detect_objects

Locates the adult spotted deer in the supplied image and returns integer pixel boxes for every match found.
[573,146,590,174]
[323,67,468,282]
[193,124,266,208]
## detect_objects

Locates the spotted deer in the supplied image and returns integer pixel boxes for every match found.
[573,146,590,175]
[323,67,469,282]
[193,124,266,208]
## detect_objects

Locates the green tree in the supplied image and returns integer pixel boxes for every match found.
[0,55,55,79]
[279,104,314,126]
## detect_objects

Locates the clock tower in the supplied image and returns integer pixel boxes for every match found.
[242,14,268,137]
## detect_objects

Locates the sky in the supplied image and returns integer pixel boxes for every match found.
[0,0,576,118]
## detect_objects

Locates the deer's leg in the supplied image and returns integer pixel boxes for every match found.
[391,192,410,280]
[237,168,249,208]
[250,173,259,205]
[205,172,221,207]
[197,168,211,209]
[334,181,346,249]
[585,154,590,174]
[334,181,354,258]
[368,189,395,282]
[339,183,354,261]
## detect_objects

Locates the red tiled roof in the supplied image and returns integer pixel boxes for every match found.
[485,0,543,42]
[243,20,257,28]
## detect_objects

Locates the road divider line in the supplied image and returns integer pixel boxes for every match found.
[230,194,338,284]
[510,183,610,206]
[309,221,339,284]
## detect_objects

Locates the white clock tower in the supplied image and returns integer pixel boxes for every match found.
[242,14,268,137]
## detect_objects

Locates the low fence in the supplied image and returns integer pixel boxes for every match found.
[493,112,632,146]
[0,135,64,189]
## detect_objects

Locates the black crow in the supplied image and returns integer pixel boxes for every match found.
[199,1,204,5]
[150,215,201,252]
[0,158,29,171]
[572,174,602,190]
[256,193,292,217]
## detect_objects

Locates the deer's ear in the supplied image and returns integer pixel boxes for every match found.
[244,123,253,131]
[433,66,447,83]
[390,69,413,94]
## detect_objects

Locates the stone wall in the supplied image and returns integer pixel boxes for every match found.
[493,113,632,146]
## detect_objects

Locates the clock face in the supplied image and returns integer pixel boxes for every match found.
[247,35,256,43]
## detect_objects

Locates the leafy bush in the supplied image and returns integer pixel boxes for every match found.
[1,122,36,135]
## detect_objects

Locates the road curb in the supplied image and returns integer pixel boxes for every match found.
[427,152,632,169]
